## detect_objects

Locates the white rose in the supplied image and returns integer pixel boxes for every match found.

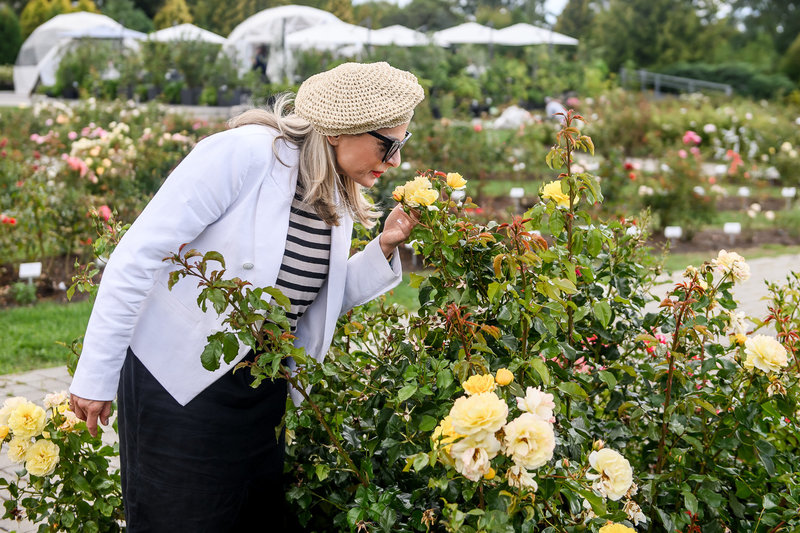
[587,448,633,501]
[516,386,555,423]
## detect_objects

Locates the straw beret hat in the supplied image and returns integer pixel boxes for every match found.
[294,62,425,136]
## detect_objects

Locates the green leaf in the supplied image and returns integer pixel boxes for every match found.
[222,334,239,364]
[200,338,223,371]
[264,287,291,311]
[418,415,437,432]
[530,358,551,386]
[409,272,426,289]
[587,229,603,257]
[593,300,612,328]
[207,288,227,315]
[203,250,225,267]
[683,491,698,515]
[412,453,429,472]
[397,384,417,402]
[598,370,617,389]
[71,472,91,493]
[557,381,587,399]
[488,281,503,303]
[315,463,330,481]
[576,488,606,516]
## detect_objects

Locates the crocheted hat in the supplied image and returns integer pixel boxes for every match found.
[295,62,425,136]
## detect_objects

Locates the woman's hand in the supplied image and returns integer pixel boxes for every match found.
[70,393,112,438]
[379,204,419,259]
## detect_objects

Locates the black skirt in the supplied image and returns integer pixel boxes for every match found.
[117,347,289,532]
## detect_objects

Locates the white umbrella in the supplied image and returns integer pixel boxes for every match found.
[369,25,435,47]
[285,20,372,50]
[493,23,578,46]
[432,22,498,45]
[150,23,225,44]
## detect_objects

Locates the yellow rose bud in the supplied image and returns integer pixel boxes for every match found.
[392,185,405,202]
[462,374,496,395]
[0,425,9,440]
[483,467,496,480]
[733,334,746,345]
[495,368,514,386]
[446,172,467,189]
[96,166,105,176]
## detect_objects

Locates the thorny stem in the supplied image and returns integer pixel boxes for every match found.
[565,138,575,347]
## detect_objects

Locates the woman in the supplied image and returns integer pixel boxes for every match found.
[68,62,424,531]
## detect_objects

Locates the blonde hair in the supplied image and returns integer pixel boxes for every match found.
[227,94,380,228]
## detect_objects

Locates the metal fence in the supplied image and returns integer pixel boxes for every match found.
[620,68,733,97]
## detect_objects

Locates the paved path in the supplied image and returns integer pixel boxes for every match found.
[0,253,797,531]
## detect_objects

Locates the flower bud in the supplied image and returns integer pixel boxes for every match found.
[495,368,514,386]
[593,439,605,450]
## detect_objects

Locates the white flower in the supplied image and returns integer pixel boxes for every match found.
[587,448,634,501]
[726,310,748,338]
[744,335,789,373]
[0,397,28,425]
[502,413,556,469]
[623,500,647,526]
[506,465,537,490]
[703,123,717,134]
[516,386,555,423]
[43,391,69,410]
[450,432,501,482]
[712,250,750,282]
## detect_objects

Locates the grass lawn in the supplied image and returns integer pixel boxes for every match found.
[0,300,92,375]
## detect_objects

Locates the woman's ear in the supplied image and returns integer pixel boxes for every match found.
[326,135,340,146]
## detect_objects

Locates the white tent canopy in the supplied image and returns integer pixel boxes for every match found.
[150,23,225,44]
[14,12,144,95]
[224,5,341,81]
[370,25,439,47]
[493,23,578,46]
[432,22,497,45]
[285,20,371,50]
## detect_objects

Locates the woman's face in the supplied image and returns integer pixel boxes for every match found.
[328,122,409,188]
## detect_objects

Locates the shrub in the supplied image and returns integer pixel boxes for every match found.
[661,62,797,99]
[10,281,36,305]
[0,4,22,65]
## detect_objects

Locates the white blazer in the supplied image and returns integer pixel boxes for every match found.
[69,125,402,406]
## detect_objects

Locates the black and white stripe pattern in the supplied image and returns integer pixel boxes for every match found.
[274,187,331,332]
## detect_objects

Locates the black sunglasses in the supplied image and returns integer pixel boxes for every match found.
[366,130,412,162]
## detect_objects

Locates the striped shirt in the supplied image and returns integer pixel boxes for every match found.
[274,187,331,332]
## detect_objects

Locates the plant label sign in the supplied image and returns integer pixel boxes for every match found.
[664,226,682,239]
[19,262,42,280]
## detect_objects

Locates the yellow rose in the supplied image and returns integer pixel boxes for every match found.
[25,439,60,477]
[599,524,635,533]
[712,249,750,282]
[7,437,31,463]
[540,180,571,209]
[0,425,9,440]
[495,368,514,386]
[502,413,555,469]
[102,158,112,168]
[449,392,508,436]
[401,176,438,207]
[0,397,28,425]
[483,467,496,480]
[462,374,496,395]
[446,172,467,189]
[587,448,633,501]
[744,335,788,373]
[392,185,405,201]
[733,333,747,345]
[8,401,47,439]
[406,187,438,207]
[96,166,105,176]
[432,415,463,460]
[89,146,101,157]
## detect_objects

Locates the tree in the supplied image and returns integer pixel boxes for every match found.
[153,0,191,30]
[352,1,401,29]
[380,0,462,32]
[102,0,154,33]
[0,3,22,64]
[19,0,100,38]
[730,0,800,56]
[325,0,353,23]
[19,0,70,37]
[781,32,800,82]
[554,0,594,39]
[588,0,720,72]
